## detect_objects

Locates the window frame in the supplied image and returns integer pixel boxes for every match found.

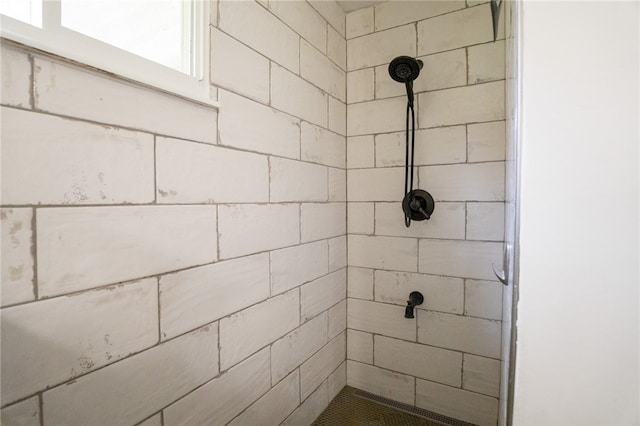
[0,0,218,108]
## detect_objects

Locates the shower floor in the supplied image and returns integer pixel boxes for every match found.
[312,386,441,426]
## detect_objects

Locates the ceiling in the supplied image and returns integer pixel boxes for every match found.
[336,1,387,13]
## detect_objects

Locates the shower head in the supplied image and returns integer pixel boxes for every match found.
[388,56,423,83]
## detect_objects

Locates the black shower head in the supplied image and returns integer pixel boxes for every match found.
[388,56,423,83]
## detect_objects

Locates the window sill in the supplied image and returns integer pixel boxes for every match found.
[1,15,219,109]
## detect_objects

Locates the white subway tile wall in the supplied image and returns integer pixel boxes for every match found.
[227,370,300,426]
[300,332,346,399]
[301,269,347,322]
[328,167,347,201]
[347,68,375,104]
[218,0,299,73]
[33,58,218,144]
[0,46,31,108]
[375,335,463,387]
[159,253,271,339]
[0,208,35,306]
[156,136,269,204]
[347,329,374,363]
[346,360,415,405]
[270,1,327,54]
[327,96,347,135]
[271,313,329,384]
[37,206,218,297]
[373,1,465,31]
[347,25,416,71]
[138,414,162,426]
[218,90,300,159]
[271,240,329,296]
[282,381,329,426]
[164,348,272,426]
[210,28,270,103]
[345,7,374,39]
[301,122,346,168]
[416,378,500,425]
[2,278,158,405]
[310,1,345,37]
[327,25,347,70]
[328,235,348,272]
[300,40,346,102]
[347,135,375,168]
[1,1,506,424]
[43,323,219,426]
[271,63,328,127]
[1,1,349,425]
[345,2,505,424]
[347,266,374,300]
[219,289,300,370]
[327,362,347,400]
[2,108,155,205]
[462,354,502,398]
[0,396,39,426]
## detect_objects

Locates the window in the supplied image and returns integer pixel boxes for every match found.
[0,0,216,107]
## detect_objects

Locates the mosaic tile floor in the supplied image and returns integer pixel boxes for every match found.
[312,386,442,426]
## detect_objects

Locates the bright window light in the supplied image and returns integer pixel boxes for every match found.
[61,0,193,74]
[0,0,215,106]
[0,0,42,27]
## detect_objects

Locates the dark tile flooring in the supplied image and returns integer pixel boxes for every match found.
[312,386,442,426]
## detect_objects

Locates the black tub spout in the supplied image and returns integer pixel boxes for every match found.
[404,291,424,319]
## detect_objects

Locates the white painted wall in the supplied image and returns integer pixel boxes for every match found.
[513,1,639,424]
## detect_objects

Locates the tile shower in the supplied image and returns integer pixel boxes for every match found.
[345,2,505,425]
[0,1,506,425]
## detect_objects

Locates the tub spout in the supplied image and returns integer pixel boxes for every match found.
[404,291,424,319]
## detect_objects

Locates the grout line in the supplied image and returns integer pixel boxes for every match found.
[216,0,220,27]
[414,20,419,59]
[466,46,470,85]
[269,342,274,387]
[153,135,158,204]
[216,321,221,377]
[298,203,302,244]
[215,204,221,262]
[0,197,360,210]
[156,277,162,342]
[297,366,303,404]
[268,251,274,298]
[298,287,303,329]
[461,353,466,389]
[415,236,420,276]
[28,53,36,110]
[31,207,39,300]
[462,279,468,316]
[38,393,44,426]
[464,201,469,240]
[465,124,470,163]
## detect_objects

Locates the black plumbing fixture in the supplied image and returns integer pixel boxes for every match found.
[404,291,424,319]
[388,56,422,107]
[388,56,435,227]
